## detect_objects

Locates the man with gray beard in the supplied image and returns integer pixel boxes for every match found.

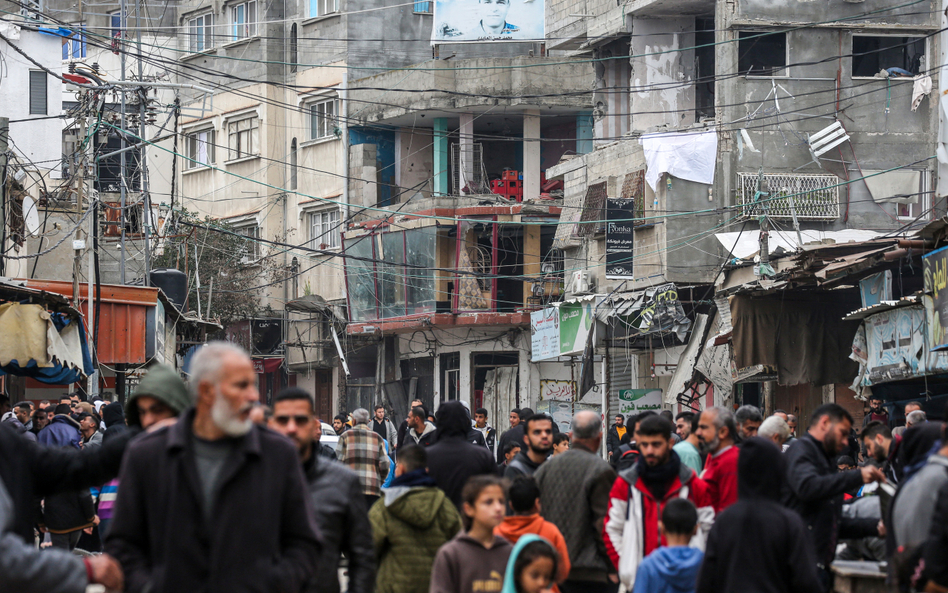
[105,342,320,593]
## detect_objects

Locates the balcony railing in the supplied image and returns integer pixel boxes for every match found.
[738,172,839,221]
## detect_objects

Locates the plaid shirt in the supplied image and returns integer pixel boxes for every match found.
[337,423,391,496]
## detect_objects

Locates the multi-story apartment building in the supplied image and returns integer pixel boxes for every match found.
[543,0,942,417]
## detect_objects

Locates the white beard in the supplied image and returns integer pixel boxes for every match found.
[211,391,252,437]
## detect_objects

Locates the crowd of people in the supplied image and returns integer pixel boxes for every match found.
[1,348,947,593]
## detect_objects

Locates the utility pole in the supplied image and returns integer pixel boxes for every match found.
[73,116,86,303]
[0,117,7,279]
[136,0,150,286]
[119,0,127,285]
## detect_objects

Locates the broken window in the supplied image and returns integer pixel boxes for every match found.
[343,226,439,322]
[852,36,925,78]
[738,31,787,76]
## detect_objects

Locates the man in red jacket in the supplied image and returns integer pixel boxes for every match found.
[603,415,714,591]
[696,406,739,514]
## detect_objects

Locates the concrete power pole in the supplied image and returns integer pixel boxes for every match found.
[0,117,7,278]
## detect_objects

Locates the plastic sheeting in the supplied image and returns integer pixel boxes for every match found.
[0,304,94,384]
[640,129,717,191]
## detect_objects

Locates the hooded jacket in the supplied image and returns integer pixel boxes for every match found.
[429,532,513,593]
[501,534,552,593]
[407,421,436,446]
[426,402,498,510]
[604,451,714,590]
[697,437,822,593]
[38,415,81,449]
[632,546,703,593]
[124,364,191,428]
[369,476,463,593]
[495,514,571,584]
[101,402,128,443]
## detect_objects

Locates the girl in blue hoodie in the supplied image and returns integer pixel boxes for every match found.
[501,535,561,593]
[632,498,704,593]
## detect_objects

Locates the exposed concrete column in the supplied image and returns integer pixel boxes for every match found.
[459,113,475,194]
[523,109,541,201]
[433,118,448,196]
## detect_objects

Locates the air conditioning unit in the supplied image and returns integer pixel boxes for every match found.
[570,270,594,294]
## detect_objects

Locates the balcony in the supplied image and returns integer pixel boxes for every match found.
[343,210,564,334]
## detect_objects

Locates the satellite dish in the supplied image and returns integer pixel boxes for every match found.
[23,196,40,236]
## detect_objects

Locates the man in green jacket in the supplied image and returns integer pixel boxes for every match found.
[369,445,462,593]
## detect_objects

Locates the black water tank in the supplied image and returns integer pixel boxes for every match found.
[150,268,188,311]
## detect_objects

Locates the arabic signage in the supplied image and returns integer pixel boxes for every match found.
[858,303,948,384]
[559,300,595,356]
[530,297,599,362]
[431,0,545,43]
[530,308,559,361]
[924,247,948,350]
[606,197,635,279]
[618,389,663,415]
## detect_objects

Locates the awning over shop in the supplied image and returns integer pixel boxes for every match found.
[604,283,692,342]
[731,294,860,386]
[0,303,94,384]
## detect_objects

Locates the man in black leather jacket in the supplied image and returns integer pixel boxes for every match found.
[783,404,885,592]
[271,388,375,593]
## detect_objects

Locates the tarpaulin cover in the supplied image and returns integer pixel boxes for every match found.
[0,304,94,384]
[731,294,860,386]
[640,129,717,191]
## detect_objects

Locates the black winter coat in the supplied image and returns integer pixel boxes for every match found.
[698,438,822,593]
[104,408,321,593]
[303,454,375,593]
[0,422,130,543]
[426,435,497,510]
[782,433,878,568]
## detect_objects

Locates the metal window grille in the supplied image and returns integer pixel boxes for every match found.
[738,172,839,221]
[451,143,486,194]
[414,0,432,13]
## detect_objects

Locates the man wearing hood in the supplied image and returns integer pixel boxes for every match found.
[604,415,713,591]
[697,438,822,593]
[783,404,885,591]
[98,365,190,537]
[270,387,374,593]
[369,444,462,593]
[425,401,497,510]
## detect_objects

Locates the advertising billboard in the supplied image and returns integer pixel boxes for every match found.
[431,0,545,43]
